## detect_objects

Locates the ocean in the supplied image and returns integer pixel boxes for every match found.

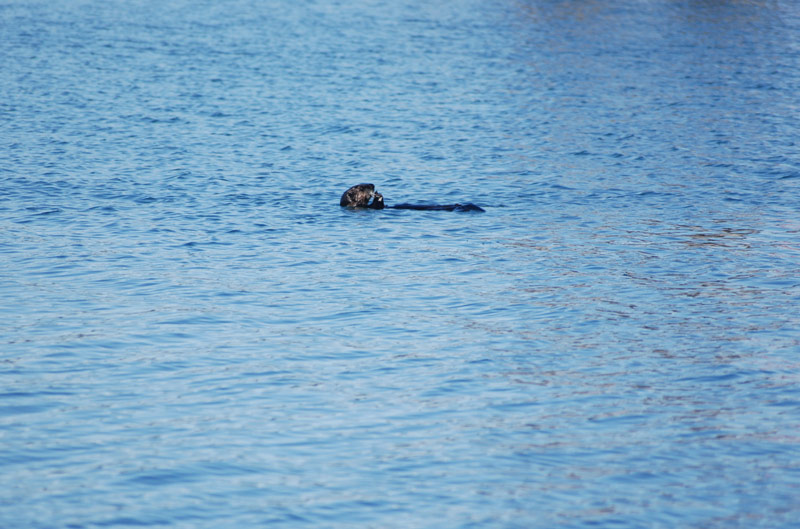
[2,0,799,527]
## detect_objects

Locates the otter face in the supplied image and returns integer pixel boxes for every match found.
[340,183,377,208]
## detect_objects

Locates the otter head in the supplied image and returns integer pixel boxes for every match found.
[340,183,384,209]
[340,183,375,208]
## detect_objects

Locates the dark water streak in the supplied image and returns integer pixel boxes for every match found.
[2,0,800,528]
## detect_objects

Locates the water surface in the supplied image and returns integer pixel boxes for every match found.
[2,0,800,527]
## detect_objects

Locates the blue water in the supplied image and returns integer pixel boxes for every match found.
[2,0,800,527]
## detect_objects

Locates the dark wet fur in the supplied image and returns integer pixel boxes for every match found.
[340,183,377,208]
[340,183,484,212]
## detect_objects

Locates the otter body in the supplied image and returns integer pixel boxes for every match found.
[339,183,484,212]
[391,203,484,212]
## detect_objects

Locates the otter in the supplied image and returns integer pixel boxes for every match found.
[339,183,485,212]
